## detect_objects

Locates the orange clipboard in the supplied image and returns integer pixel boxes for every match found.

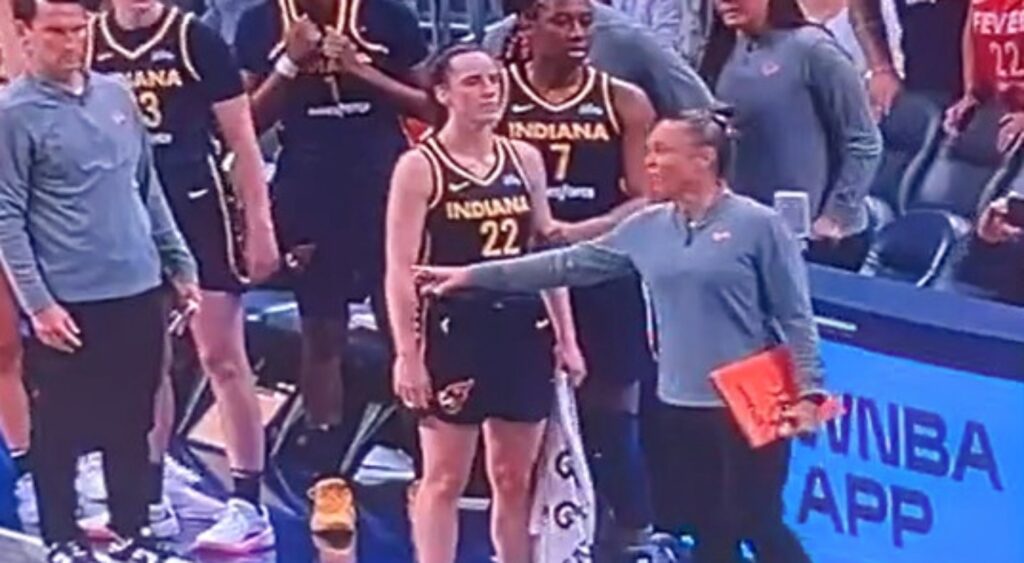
[710,346,842,448]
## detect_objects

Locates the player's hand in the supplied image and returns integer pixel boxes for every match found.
[554,340,587,388]
[866,67,902,120]
[977,198,1023,243]
[284,243,316,273]
[943,95,980,136]
[285,16,322,65]
[171,277,202,315]
[779,398,821,438]
[245,224,281,283]
[412,265,471,297]
[810,215,843,241]
[997,112,1024,154]
[31,304,82,353]
[322,31,367,74]
[393,354,432,410]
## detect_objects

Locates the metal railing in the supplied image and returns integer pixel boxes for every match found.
[415,0,504,49]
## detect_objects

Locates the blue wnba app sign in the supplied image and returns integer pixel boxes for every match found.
[783,341,1024,563]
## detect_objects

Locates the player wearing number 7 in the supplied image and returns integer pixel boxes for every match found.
[497,0,658,556]
[86,0,281,552]
[945,0,1024,152]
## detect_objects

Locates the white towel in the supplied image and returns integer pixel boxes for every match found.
[529,375,597,563]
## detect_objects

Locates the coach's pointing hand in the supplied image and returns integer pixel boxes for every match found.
[32,304,82,353]
[413,265,470,297]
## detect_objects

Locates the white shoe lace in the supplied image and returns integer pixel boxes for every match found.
[164,456,201,485]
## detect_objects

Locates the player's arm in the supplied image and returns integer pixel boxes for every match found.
[961,6,976,99]
[322,33,435,123]
[385,150,433,366]
[188,18,280,280]
[238,13,321,133]
[558,79,655,243]
[385,150,435,407]
[516,140,581,361]
[0,0,25,79]
[848,0,902,116]
[213,94,280,280]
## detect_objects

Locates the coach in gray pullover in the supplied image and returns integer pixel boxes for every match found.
[0,72,196,313]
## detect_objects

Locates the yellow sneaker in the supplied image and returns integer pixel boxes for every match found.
[308,478,356,536]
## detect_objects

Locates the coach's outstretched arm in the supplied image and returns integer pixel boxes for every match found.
[416,224,638,297]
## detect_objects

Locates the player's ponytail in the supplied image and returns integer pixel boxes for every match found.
[668,105,738,178]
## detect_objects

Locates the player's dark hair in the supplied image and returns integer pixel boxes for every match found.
[13,0,83,23]
[500,0,537,64]
[666,105,738,177]
[426,43,493,124]
[700,0,813,84]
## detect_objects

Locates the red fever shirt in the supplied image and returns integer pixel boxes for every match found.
[971,0,1024,107]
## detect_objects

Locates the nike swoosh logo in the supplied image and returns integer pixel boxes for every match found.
[510,103,534,114]
[450,181,470,192]
[96,53,114,62]
[187,189,210,200]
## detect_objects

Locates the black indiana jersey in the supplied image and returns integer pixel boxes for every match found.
[500,63,625,223]
[87,7,219,170]
[419,136,535,267]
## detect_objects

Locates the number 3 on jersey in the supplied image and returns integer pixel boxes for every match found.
[549,142,573,182]
[136,90,163,128]
[481,218,521,258]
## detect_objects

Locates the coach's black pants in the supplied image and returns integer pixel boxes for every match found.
[653,404,811,563]
[28,288,165,544]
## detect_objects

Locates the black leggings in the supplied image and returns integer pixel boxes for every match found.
[28,288,165,544]
[652,404,811,563]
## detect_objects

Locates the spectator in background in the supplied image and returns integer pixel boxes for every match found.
[707,0,882,270]
[483,0,716,116]
[1,0,24,80]
[849,0,967,116]
[201,0,263,47]
[602,0,684,54]
[943,0,1024,154]
[801,0,903,77]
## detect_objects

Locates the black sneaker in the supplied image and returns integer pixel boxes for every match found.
[46,540,100,563]
[107,537,193,563]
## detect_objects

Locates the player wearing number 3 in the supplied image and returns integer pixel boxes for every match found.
[945,0,1024,152]
[498,0,658,555]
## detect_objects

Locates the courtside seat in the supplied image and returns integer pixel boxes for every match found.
[858,210,969,286]
[861,101,1024,290]
[865,92,943,228]
[904,102,1013,219]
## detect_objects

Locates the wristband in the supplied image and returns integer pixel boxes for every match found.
[274,54,300,79]
[863,66,896,81]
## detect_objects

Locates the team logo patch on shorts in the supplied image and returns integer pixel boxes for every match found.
[437,379,475,415]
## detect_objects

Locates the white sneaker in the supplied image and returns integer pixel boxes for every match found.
[15,473,38,525]
[164,477,225,522]
[78,497,180,541]
[163,456,201,487]
[192,498,275,554]
[76,452,106,503]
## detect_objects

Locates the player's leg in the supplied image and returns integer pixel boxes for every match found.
[191,290,275,553]
[482,418,546,563]
[0,271,31,520]
[574,280,657,552]
[412,418,480,563]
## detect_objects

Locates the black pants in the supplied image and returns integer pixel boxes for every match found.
[652,404,810,563]
[28,288,165,544]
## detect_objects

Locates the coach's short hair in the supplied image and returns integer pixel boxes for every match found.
[13,0,84,24]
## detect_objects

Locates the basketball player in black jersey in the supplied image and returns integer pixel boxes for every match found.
[386,45,585,563]
[85,0,279,552]
[500,0,660,556]
[236,0,430,536]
